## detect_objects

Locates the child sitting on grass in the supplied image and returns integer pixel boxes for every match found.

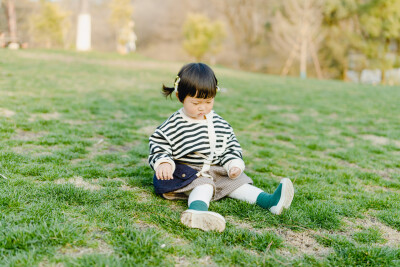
[148,63,294,232]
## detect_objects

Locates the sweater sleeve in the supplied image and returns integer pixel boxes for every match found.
[148,129,176,172]
[219,130,245,173]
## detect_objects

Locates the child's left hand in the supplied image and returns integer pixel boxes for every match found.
[229,167,241,179]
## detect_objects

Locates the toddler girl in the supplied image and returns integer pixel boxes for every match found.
[149,63,294,232]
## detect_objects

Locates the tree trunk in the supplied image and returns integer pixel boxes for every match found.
[281,45,298,76]
[381,69,385,85]
[342,62,348,81]
[310,41,323,79]
[6,0,18,43]
[300,34,307,79]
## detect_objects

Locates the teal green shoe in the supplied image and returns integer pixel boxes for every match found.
[269,178,294,215]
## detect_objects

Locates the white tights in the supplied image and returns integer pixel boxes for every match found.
[187,183,263,207]
[227,183,263,204]
[187,184,214,207]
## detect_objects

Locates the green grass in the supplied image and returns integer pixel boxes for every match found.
[1,49,400,266]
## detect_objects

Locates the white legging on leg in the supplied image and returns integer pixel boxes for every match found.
[228,183,263,204]
[187,184,214,207]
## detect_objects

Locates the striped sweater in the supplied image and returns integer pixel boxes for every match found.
[148,108,245,173]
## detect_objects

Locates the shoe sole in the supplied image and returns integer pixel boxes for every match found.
[180,210,226,232]
[270,178,294,215]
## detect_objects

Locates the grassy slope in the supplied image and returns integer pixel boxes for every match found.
[0,49,399,266]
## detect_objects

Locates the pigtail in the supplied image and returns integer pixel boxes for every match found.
[162,84,175,98]
[162,76,180,98]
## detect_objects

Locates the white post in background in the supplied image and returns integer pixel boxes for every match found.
[76,14,91,51]
[76,0,91,51]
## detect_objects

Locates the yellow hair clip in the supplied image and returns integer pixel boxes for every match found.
[174,76,181,92]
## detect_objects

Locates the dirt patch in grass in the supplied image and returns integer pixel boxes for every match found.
[344,217,400,247]
[266,105,294,111]
[65,119,87,125]
[0,108,15,117]
[114,181,155,202]
[29,112,61,122]
[281,113,300,122]
[228,218,256,230]
[55,177,103,191]
[113,110,127,120]
[277,229,332,258]
[120,184,136,191]
[110,177,126,183]
[11,129,47,141]
[275,140,298,149]
[228,218,331,258]
[12,144,53,155]
[306,109,320,117]
[364,184,400,193]
[137,125,157,136]
[361,134,400,147]
[0,90,36,97]
[132,188,155,203]
[58,239,114,257]
[38,261,64,267]
[87,139,137,155]
[328,113,339,119]
[175,256,191,266]
[104,144,133,153]
[317,152,397,182]
[69,139,137,165]
[336,159,397,181]
[132,219,160,230]
[175,255,213,266]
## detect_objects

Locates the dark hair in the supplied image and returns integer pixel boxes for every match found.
[162,63,218,102]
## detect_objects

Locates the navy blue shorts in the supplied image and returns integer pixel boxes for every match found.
[153,163,198,195]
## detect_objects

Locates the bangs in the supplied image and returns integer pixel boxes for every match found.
[184,82,217,99]
[192,87,217,99]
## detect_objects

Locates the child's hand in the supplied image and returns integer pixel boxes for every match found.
[156,163,173,180]
[229,167,241,179]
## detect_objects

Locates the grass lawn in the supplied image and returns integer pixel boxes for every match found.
[1,49,400,266]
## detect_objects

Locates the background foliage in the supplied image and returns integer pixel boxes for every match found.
[1,0,400,79]
[29,0,70,48]
[182,13,225,62]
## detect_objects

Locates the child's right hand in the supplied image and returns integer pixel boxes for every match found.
[156,163,173,180]
[229,167,241,179]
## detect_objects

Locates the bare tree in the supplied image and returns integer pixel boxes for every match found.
[2,0,18,44]
[270,0,324,78]
[213,0,273,68]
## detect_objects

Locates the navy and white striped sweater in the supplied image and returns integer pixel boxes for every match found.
[148,109,244,172]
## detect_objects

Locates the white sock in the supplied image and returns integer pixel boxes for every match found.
[188,184,214,208]
[228,183,263,204]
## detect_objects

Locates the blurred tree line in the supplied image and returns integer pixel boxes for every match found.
[1,0,399,81]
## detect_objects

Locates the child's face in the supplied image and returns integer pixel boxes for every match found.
[181,95,214,120]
